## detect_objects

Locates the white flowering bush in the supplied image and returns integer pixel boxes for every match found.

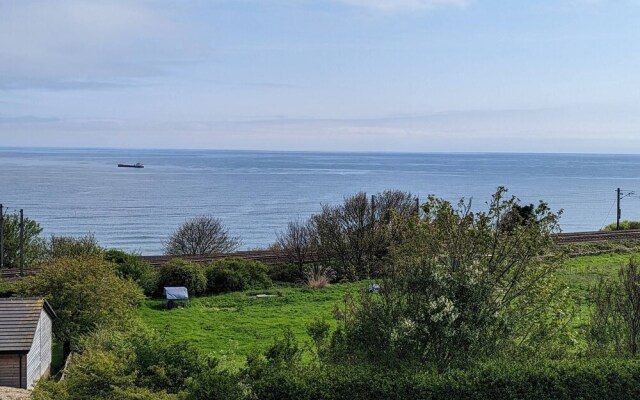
[330,187,571,369]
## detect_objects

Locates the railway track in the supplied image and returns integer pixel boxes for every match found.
[553,229,640,244]
[3,230,640,280]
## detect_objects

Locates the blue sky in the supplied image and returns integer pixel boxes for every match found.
[1,0,640,152]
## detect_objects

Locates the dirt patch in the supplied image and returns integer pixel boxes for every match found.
[0,387,30,400]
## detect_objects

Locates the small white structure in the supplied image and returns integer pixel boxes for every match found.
[0,298,56,389]
[164,287,189,309]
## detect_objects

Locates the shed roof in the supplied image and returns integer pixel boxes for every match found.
[0,298,56,354]
[164,287,189,300]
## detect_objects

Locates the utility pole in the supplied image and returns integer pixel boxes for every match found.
[616,188,636,230]
[415,196,420,216]
[19,209,24,276]
[0,204,3,269]
[617,188,621,230]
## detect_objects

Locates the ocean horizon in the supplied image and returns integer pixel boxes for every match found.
[2,147,639,255]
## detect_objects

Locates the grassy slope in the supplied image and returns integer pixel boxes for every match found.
[138,252,640,366]
[139,283,368,367]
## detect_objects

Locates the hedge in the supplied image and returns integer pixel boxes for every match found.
[248,358,640,400]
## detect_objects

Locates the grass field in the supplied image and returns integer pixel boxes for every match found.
[139,282,369,367]
[138,251,640,367]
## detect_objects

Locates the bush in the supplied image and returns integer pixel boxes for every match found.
[105,249,158,295]
[18,256,144,353]
[330,188,568,369]
[206,258,271,294]
[303,264,336,289]
[603,221,640,231]
[33,325,236,400]
[0,278,16,298]
[157,259,207,295]
[268,263,303,283]
[45,234,103,259]
[246,358,640,400]
[589,257,640,355]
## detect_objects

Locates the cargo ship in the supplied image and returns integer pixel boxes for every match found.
[117,163,144,168]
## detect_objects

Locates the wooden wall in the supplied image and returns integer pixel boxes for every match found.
[0,354,22,388]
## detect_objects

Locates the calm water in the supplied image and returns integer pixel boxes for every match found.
[1,148,639,255]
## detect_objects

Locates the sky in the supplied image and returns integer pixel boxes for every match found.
[1,0,640,153]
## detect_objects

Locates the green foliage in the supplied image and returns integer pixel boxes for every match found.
[246,358,640,400]
[18,256,144,348]
[312,190,417,281]
[268,262,303,283]
[187,369,245,400]
[603,221,640,231]
[205,258,271,294]
[0,211,44,268]
[307,318,331,356]
[33,325,237,400]
[105,249,158,295]
[44,234,103,259]
[330,187,569,369]
[0,277,16,297]
[158,259,207,295]
[589,257,640,356]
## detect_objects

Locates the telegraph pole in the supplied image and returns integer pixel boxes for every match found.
[617,188,622,230]
[19,209,24,276]
[616,188,636,230]
[0,204,3,269]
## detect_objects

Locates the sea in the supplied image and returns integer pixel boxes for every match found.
[1,148,639,255]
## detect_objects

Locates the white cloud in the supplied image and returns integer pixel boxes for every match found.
[336,0,470,11]
[0,1,200,90]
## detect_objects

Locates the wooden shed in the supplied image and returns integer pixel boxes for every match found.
[0,298,56,389]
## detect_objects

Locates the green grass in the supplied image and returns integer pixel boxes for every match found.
[558,252,640,329]
[137,252,640,367]
[139,283,368,367]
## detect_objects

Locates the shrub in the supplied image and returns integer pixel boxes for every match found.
[268,263,302,283]
[303,264,336,289]
[0,278,16,298]
[157,259,207,295]
[44,234,103,259]
[589,257,640,355]
[330,187,568,369]
[105,249,158,295]
[206,258,271,294]
[246,358,640,400]
[603,221,640,231]
[188,369,246,400]
[33,325,230,400]
[18,256,144,353]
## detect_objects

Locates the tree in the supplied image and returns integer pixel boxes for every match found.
[312,190,416,280]
[18,256,144,354]
[331,187,569,369]
[0,211,44,268]
[274,218,316,271]
[164,216,241,256]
